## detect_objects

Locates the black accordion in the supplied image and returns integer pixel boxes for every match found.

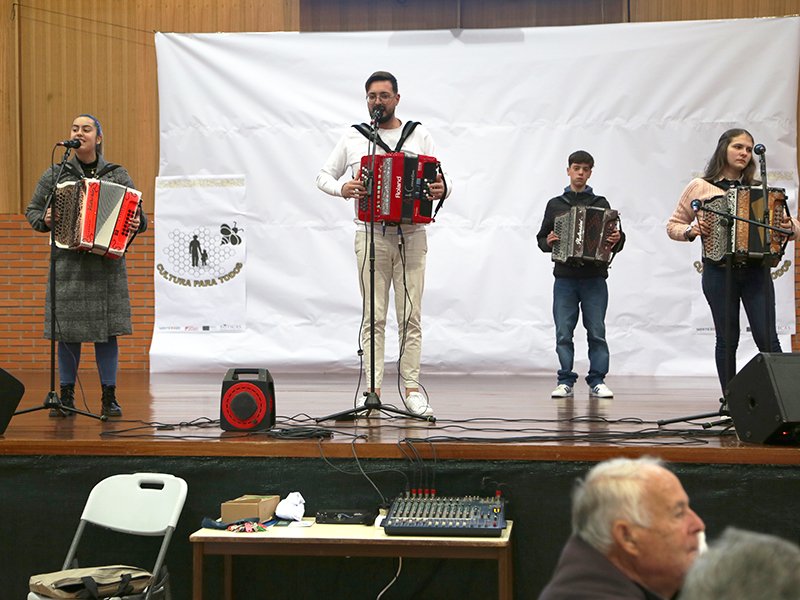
[552,206,619,264]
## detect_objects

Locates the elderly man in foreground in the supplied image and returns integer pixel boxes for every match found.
[538,457,705,600]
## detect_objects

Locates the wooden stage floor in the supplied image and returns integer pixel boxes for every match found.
[3,370,800,464]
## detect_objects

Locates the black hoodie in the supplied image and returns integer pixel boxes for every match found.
[536,185,625,279]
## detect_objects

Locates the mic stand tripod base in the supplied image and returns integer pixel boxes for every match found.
[315,391,436,423]
[702,417,733,429]
[656,397,730,429]
[14,390,107,421]
[657,411,720,426]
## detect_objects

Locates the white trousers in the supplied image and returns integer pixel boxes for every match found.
[354,226,427,391]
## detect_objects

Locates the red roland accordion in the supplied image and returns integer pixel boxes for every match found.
[358,152,440,224]
[53,178,142,259]
[702,186,788,267]
[552,206,619,264]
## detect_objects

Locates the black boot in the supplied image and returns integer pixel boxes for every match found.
[101,384,122,417]
[49,384,76,417]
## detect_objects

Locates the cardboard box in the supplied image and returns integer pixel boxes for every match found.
[221,495,280,523]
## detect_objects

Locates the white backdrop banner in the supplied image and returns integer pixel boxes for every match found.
[152,18,799,376]
[154,175,247,339]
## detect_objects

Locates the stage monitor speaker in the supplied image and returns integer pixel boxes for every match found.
[220,368,275,432]
[726,353,800,445]
[0,368,25,435]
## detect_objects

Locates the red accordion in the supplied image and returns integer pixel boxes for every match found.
[53,178,142,259]
[358,152,440,224]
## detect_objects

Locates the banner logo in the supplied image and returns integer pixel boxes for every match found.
[157,224,244,288]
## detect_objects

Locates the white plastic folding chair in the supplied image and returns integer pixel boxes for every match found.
[28,472,188,600]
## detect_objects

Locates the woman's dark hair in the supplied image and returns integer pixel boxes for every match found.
[703,128,756,184]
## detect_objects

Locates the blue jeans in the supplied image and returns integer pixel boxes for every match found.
[553,277,609,387]
[701,263,781,390]
[58,337,119,387]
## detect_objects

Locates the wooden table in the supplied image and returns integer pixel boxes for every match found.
[190,519,513,600]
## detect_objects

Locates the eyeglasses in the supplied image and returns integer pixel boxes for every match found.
[366,93,396,102]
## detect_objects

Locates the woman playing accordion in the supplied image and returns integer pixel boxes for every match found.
[26,114,147,418]
[667,128,799,391]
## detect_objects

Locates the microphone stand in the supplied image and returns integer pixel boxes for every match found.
[658,202,736,429]
[756,148,780,363]
[317,110,433,423]
[15,146,106,421]
[658,169,791,430]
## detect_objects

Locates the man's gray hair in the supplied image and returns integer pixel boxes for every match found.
[679,528,800,600]
[572,456,665,553]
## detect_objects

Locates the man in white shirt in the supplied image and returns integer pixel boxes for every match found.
[316,71,451,418]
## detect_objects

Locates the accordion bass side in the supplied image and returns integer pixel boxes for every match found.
[53,179,142,259]
[358,152,440,224]
[701,186,787,267]
[552,206,619,264]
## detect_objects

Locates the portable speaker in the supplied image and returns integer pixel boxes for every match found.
[220,368,275,431]
[726,353,800,445]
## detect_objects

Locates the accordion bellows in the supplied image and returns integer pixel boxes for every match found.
[552,205,619,264]
[53,178,141,259]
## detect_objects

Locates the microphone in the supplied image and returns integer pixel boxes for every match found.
[56,139,81,149]
[371,106,384,122]
[754,144,766,155]
[691,199,702,213]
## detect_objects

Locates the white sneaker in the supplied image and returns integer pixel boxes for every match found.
[404,392,434,418]
[590,383,614,398]
[551,384,573,398]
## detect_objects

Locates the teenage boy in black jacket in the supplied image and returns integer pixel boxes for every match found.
[536,150,625,399]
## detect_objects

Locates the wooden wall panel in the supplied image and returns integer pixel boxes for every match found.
[15,1,158,215]
[0,4,21,214]
[631,0,800,22]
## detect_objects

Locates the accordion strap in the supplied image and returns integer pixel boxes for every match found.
[607,214,622,266]
[352,121,420,153]
[432,161,448,220]
[95,163,121,178]
[62,162,120,181]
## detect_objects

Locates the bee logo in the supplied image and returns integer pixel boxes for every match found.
[220,222,243,245]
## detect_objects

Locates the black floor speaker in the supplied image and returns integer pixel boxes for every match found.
[0,368,25,435]
[726,353,800,445]
[220,368,276,431]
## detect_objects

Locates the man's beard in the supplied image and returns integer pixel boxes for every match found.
[377,108,394,124]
